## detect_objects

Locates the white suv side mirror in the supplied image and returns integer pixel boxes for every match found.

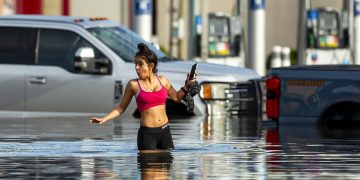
[75,47,95,58]
[74,47,109,74]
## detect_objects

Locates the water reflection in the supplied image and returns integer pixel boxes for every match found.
[0,116,359,179]
[137,151,173,179]
[318,121,360,139]
[0,157,82,179]
[200,115,261,141]
[271,121,360,179]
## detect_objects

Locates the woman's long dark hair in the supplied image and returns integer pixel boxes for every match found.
[136,43,158,73]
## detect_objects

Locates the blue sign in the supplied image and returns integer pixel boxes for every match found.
[135,0,151,15]
[355,0,360,16]
[307,10,318,20]
[195,15,202,26]
[250,0,265,10]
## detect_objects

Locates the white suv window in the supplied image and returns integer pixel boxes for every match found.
[0,27,37,65]
[37,29,109,74]
[88,27,167,62]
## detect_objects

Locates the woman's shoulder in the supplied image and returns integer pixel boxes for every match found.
[127,79,139,88]
[125,79,140,94]
[157,75,168,80]
[128,78,138,82]
[157,75,171,87]
[157,75,169,82]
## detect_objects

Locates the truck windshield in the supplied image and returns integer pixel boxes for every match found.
[87,26,168,62]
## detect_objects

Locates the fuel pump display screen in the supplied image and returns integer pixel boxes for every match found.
[319,13,337,30]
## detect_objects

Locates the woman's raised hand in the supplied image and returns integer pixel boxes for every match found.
[185,71,198,87]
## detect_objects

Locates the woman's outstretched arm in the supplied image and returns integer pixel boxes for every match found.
[90,80,134,124]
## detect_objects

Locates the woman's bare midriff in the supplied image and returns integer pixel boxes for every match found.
[140,105,169,127]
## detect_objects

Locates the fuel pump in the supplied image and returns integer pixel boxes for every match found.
[208,13,231,57]
[203,13,244,67]
[307,8,343,49]
[303,5,352,65]
[318,8,341,48]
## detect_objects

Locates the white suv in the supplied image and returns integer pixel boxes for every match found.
[0,15,260,118]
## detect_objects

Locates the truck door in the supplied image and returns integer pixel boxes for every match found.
[26,29,117,114]
[0,27,37,112]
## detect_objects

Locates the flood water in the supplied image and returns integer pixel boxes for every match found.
[0,115,359,179]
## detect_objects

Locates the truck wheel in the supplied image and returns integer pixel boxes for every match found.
[319,102,360,129]
[318,102,360,139]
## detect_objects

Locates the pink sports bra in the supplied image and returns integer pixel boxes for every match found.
[135,76,168,112]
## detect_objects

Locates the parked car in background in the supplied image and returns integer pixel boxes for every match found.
[0,15,261,119]
[266,65,360,128]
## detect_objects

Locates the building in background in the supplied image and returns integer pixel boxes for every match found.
[1,0,345,72]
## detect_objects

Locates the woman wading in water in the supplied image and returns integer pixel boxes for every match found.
[90,43,198,150]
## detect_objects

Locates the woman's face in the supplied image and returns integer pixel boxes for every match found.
[135,56,153,79]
